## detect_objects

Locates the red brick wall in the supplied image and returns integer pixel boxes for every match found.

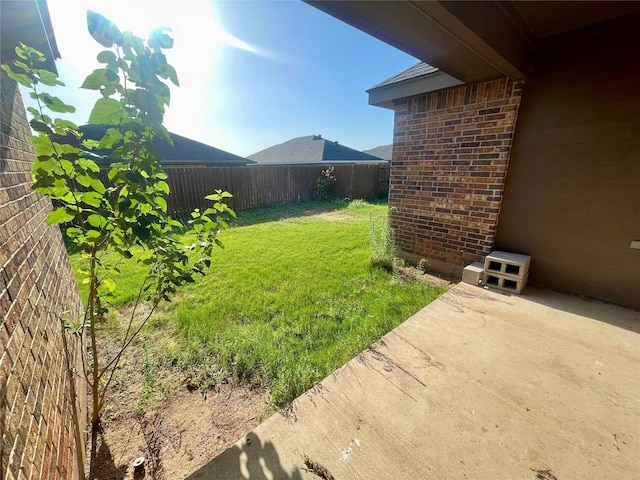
[389,78,524,275]
[1,73,86,479]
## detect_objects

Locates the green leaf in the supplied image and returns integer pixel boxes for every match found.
[81,69,113,90]
[66,227,83,238]
[122,31,145,58]
[30,119,53,134]
[82,139,100,150]
[59,159,74,175]
[38,92,76,113]
[99,128,122,149]
[35,69,65,87]
[34,156,57,172]
[87,11,123,48]
[76,173,93,188]
[155,181,169,194]
[164,64,179,87]
[1,64,34,88]
[97,50,117,64]
[15,43,46,62]
[102,278,117,292]
[78,158,100,173]
[82,191,102,208]
[47,207,75,225]
[149,28,174,50]
[30,136,55,156]
[89,98,122,124]
[155,196,167,212]
[131,224,151,240]
[89,177,107,194]
[53,118,79,132]
[87,214,105,227]
[117,197,132,213]
[87,229,102,239]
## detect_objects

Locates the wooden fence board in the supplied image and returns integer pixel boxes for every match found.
[101,163,389,214]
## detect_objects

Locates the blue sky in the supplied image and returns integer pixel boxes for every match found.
[43,0,417,157]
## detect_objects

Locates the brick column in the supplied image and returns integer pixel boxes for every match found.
[1,73,86,479]
[389,78,524,276]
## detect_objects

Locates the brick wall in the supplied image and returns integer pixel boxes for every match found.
[1,73,86,478]
[389,78,524,276]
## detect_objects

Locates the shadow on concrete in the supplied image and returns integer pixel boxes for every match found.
[454,283,639,333]
[186,431,302,480]
[519,286,639,333]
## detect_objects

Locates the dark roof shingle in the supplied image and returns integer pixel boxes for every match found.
[248,135,384,163]
[76,124,253,166]
[368,62,439,90]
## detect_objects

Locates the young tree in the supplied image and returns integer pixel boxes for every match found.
[2,11,234,426]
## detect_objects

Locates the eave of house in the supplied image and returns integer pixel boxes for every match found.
[1,0,60,74]
[366,69,463,109]
[307,1,640,83]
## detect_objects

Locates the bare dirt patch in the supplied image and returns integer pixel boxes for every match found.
[301,210,351,222]
[87,312,273,479]
[395,266,452,287]
[89,383,271,479]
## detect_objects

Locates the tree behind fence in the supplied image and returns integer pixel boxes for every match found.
[164,163,390,213]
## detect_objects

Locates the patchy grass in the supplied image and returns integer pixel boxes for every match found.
[69,200,447,406]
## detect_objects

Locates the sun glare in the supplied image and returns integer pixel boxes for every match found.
[78,0,267,58]
[44,0,286,153]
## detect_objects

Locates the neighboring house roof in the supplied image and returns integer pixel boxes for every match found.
[367,62,463,109]
[363,145,392,161]
[248,135,385,163]
[75,124,254,166]
[1,0,60,74]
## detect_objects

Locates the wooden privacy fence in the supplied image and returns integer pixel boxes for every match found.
[164,163,390,213]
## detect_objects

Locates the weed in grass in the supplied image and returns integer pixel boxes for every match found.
[346,199,370,210]
[417,258,430,274]
[369,209,397,272]
[315,166,336,201]
[136,342,157,413]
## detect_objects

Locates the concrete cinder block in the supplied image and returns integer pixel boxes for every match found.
[483,272,529,295]
[462,262,485,286]
[484,251,531,279]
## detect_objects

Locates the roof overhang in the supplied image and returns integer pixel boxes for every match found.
[1,0,60,74]
[367,69,463,109]
[307,1,640,83]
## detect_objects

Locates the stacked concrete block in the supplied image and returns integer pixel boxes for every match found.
[462,261,485,285]
[483,250,531,294]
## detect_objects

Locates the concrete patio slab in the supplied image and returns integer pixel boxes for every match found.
[187,283,640,479]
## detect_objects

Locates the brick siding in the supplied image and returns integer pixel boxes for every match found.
[1,73,86,479]
[389,78,524,274]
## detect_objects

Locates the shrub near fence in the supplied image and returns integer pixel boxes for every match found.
[164,162,390,214]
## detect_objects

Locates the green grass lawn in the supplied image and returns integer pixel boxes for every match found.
[69,199,447,406]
